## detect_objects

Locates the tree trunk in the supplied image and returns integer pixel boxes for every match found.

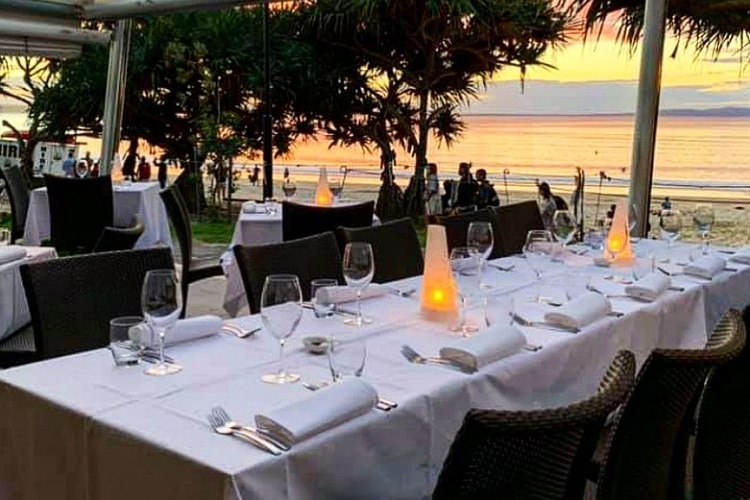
[374,140,405,221]
[402,88,429,217]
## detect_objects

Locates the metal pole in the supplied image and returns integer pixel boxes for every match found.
[100,19,132,175]
[262,0,273,200]
[628,0,667,237]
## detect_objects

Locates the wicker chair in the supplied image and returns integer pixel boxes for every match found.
[160,186,223,318]
[233,232,343,314]
[0,248,175,368]
[44,174,114,253]
[433,350,635,500]
[336,217,423,284]
[594,312,746,500]
[428,208,503,259]
[93,215,144,253]
[282,200,374,242]
[0,166,30,243]
[688,309,750,499]
[490,200,545,256]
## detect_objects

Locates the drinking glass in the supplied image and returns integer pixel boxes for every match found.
[467,221,493,289]
[311,278,338,318]
[328,336,367,381]
[523,230,555,302]
[628,204,639,238]
[261,274,303,384]
[141,270,182,376]
[75,161,89,179]
[0,228,9,246]
[552,210,577,246]
[342,242,375,326]
[450,246,480,335]
[108,316,143,366]
[282,181,297,199]
[660,209,682,249]
[264,199,278,216]
[693,204,715,254]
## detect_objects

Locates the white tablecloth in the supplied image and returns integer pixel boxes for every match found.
[23,182,172,249]
[1,241,749,500]
[0,246,57,340]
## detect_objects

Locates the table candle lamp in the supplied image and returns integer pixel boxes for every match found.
[604,199,635,265]
[421,225,458,322]
[315,167,334,206]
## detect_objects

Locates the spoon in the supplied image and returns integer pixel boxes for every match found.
[389,287,417,298]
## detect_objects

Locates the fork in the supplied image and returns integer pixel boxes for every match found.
[221,324,261,338]
[212,406,290,451]
[510,313,580,334]
[206,413,281,455]
[400,345,477,374]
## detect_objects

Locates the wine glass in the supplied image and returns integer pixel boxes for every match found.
[141,269,182,376]
[660,209,683,249]
[628,204,639,238]
[523,230,555,302]
[75,161,89,179]
[552,210,577,246]
[693,204,715,254]
[450,246,480,335]
[328,335,367,381]
[342,242,375,326]
[467,221,493,289]
[260,274,303,384]
[282,180,297,199]
[311,278,338,318]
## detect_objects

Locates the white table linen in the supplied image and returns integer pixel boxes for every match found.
[23,182,172,249]
[439,324,526,369]
[625,272,671,301]
[544,291,612,328]
[129,315,223,348]
[2,240,750,499]
[0,246,57,340]
[684,255,726,279]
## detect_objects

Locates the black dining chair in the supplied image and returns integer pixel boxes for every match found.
[233,232,344,314]
[429,208,503,259]
[160,186,223,318]
[0,248,175,368]
[0,165,30,243]
[336,217,423,284]
[433,350,635,500]
[593,310,746,500]
[282,200,374,242]
[92,215,145,253]
[490,200,545,256]
[44,174,114,254]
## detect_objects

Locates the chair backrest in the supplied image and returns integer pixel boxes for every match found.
[282,201,374,242]
[430,208,502,259]
[490,200,544,256]
[0,166,30,242]
[691,309,750,500]
[159,186,192,273]
[596,316,746,500]
[93,216,145,253]
[336,217,423,283]
[433,350,635,500]
[20,248,174,360]
[233,232,344,314]
[44,174,114,253]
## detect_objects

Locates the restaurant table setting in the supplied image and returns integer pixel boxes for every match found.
[3,229,750,499]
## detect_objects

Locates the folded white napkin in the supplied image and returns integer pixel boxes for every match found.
[624,272,670,301]
[255,378,378,445]
[439,324,526,370]
[316,284,389,304]
[0,246,27,266]
[684,255,725,279]
[729,248,750,265]
[544,291,612,329]
[128,315,222,347]
[242,201,258,213]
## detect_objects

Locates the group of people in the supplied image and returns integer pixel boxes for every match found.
[61,151,99,179]
[425,161,501,215]
[60,152,168,188]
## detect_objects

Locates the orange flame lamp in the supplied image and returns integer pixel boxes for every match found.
[421,225,459,322]
[604,200,635,265]
[314,167,334,206]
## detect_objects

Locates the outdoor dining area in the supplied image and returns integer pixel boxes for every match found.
[1,162,750,498]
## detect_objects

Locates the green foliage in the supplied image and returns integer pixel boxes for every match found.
[191,218,234,245]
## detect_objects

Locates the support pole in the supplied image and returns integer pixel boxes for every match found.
[100,19,132,176]
[262,0,273,200]
[628,0,667,237]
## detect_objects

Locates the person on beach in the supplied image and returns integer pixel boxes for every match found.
[157,156,168,188]
[661,197,672,211]
[425,163,442,215]
[454,162,478,210]
[475,168,500,208]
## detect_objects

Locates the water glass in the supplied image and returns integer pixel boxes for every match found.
[632,256,656,281]
[261,274,303,384]
[467,221,494,288]
[552,210,577,246]
[264,199,278,216]
[342,242,375,326]
[693,204,715,254]
[108,316,143,366]
[311,278,338,318]
[628,204,640,238]
[0,229,9,246]
[660,209,682,249]
[328,336,367,381]
[141,269,182,376]
[450,246,480,335]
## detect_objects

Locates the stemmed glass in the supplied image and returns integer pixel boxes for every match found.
[523,230,555,302]
[693,204,715,254]
[467,221,493,289]
[450,246,481,335]
[660,209,683,249]
[628,204,639,240]
[141,270,182,376]
[75,161,89,179]
[260,274,303,384]
[282,180,297,199]
[342,242,375,326]
[552,210,577,246]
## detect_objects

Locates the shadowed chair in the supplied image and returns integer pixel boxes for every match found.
[490,200,545,256]
[44,174,114,254]
[93,215,144,253]
[0,166,30,243]
[160,186,223,318]
[433,350,635,500]
[336,217,423,283]
[233,232,343,314]
[429,208,503,259]
[594,311,745,500]
[282,200,374,242]
[0,248,174,368]
[687,309,750,500]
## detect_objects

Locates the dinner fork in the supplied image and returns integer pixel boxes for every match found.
[400,345,477,374]
[211,406,289,451]
[206,413,281,455]
[510,313,580,334]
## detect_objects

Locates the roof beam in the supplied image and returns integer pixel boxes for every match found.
[0,18,110,45]
[83,0,263,20]
[0,0,79,20]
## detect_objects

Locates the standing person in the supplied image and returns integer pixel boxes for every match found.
[136,156,151,181]
[157,156,168,188]
[424,163,442,215]
[475,168,500,208]
[83,151,93,170]
[454,162,478,210]
[61,151,75,177]
[538,182,560,231]
[122,153,136,181]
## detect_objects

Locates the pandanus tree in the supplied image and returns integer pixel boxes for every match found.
[307,0,570,217]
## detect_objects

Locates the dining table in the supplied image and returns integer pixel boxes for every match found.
[22,181,173,249]
[1,239,748,500]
